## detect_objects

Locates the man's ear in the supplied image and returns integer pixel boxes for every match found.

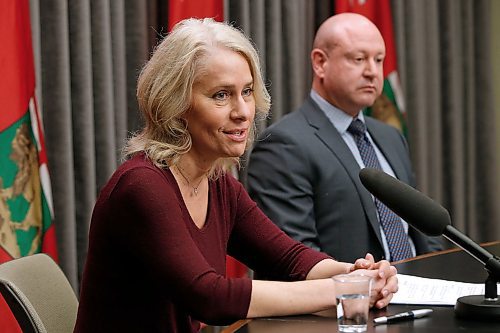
[311,48,328,78]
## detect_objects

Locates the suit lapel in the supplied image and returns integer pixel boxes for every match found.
[300,98,384,245]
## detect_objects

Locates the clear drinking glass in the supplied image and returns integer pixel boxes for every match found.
[333,274,372,333]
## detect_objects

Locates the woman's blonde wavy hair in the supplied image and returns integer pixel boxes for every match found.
[123,18,271,179]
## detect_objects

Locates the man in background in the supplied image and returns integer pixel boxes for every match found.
[247,13,442,263]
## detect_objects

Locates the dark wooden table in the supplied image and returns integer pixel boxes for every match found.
[223,242,500,333]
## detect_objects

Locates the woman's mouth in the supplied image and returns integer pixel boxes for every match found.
[223,129,247,142]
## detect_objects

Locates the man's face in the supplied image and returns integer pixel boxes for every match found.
[319,27,385,116]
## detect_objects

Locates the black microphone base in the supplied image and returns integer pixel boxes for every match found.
[455,295,500,320]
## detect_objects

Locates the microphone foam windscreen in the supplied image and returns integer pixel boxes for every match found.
[359,168,450,236]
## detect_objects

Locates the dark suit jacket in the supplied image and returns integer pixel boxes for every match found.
[247,97,442,263]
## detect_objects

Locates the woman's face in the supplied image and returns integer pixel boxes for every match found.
[184,47,255,164]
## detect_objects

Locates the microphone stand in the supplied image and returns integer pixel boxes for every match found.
[443,231,500,320]
[358,168,500,319]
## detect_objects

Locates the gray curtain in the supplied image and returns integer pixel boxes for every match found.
[28,0,498,292]
[391,0,499,240]
[29,0,161,289]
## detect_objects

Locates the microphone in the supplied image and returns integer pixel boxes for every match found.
[359,168,450,236]
[358,168,498,271]
[359,167,500,320]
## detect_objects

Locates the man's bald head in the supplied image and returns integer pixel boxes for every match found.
[313,13,384,54]
[310,13,386,116]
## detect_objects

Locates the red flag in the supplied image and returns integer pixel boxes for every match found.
[0,0,59,257]
[168,0,224,30]
[336,0,407,135]
[0,0,58,329]
[0,0,58,263]
[167,0,247,278]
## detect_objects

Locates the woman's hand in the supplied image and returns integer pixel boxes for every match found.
[350,253,377,271]
[348,253,398,309]
[370,265,397,308]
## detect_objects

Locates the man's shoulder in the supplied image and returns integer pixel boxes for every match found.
[262,99,320,134]
[365,115,394,129]
[365,115,403,139]
[272,105,306,125]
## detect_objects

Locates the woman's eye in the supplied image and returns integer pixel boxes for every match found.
[213,91,229,100]
[242,87,254,97]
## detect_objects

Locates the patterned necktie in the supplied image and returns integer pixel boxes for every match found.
[347,118,413,261]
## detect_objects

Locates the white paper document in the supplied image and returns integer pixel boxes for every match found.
[390,274,500,306]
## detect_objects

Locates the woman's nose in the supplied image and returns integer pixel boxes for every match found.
[231,96,253,120]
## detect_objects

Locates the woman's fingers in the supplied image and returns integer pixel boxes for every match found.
[351,253,376,270]
[373,273,398,308]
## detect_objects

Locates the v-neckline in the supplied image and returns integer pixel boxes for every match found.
[167,167,211,231]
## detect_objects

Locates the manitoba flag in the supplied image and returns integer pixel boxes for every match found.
[0,0,58,263]
[336,0,408,136]
[0,1,58,329]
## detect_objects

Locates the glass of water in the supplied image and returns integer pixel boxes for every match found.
[333,274,372,333]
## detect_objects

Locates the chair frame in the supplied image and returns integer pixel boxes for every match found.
[0,282,38,333]
[0,253,78,333]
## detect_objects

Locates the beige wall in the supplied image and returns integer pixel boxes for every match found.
[494,1,500,168]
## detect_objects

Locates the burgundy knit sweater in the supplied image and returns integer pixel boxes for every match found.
[74,154,330,332]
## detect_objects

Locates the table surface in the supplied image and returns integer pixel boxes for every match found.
[223,242,500,333]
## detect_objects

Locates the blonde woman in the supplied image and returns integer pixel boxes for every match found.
[74,18,397,333]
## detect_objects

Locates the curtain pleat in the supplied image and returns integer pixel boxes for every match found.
[29,0,43,108]
[38,0,78,287]
[124,1,149,133]
[441,0,468,234]
[110,0,128,155]
[67,0,96,285]
[26,0,498,291]
[474,1,498,239]
[90,0,117,189]
[393,0,444,203]
[282,1,315,112]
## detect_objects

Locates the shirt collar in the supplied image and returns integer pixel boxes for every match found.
[309,89,365,134]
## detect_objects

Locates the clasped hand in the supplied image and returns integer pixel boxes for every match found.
[349,253,398,309]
